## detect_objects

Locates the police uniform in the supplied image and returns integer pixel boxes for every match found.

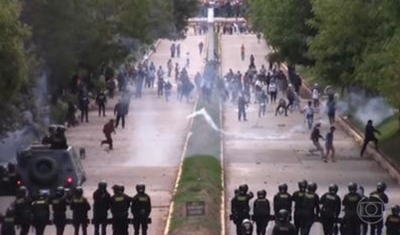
[131,191,151,235]
[292,181,307,235]
[320,188,341,235]
[70,194,91,235]
[232,187,253,235]
[110,187,131,235]
[31,196,50,235]
[252,190,270,235]
[13,191,31,235]
[369,188,389,235]
[385,206,400,235]
[342,184,362,235]
[93,186,111,235]
[272,210,296,235]
[301,191,319,235]
[273,187,292,219]
[51,192,68,235]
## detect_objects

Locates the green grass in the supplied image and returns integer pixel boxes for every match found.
[378,116,399,141]
[169,155,222,234]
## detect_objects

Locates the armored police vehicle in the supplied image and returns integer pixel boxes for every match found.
[16,143,86,197]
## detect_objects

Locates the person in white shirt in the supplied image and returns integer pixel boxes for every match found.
[301,101,314,129]
[312,83,320,108]
[268,82,278,103]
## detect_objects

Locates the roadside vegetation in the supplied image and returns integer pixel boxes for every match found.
[0,0,199,137]
[249,0,400,163]
[169,156,222,235]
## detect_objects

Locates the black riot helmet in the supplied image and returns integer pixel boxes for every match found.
[136,184,146,193]
[329,184,338,194]
[17,186,27,197]
[238,185,247,195]
[377,182,387,192]
[278,209,290,223]
[307,182,317,193]
[112,184,121,194]
[278,184,288,193]
[242,184,249,193]
[392,205,400,215]
[56,186,65,197]
[74,186,83,197]
[98,180,107,190]
[5,207,14,217]
[234,189,240,196]
[348,182,358,193]
[241,219,253,235]
[298,180,308,191]
[257,190,266,199]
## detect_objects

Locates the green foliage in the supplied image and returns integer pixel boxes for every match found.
[249,0,315,66]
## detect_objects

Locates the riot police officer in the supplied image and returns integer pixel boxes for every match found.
[342,182,362,235]
[369,182,389,235]
[292,180,307,235]
[31,191,50,235]
[320,184,341,235]
[12,186,31,235]
[272,209,296,235]
[385,205,400,235]
[41,125,56,145]
[1,208,16,235]
[110,184,131,235]
[70,187,91,235]
[93,180,111,235]
[51,186,68,235]
[252,190,270,235]
[358,185,368,235]
[301,182,319,235]
[232,184,254,235]
[131,184,152,235]
[273,184,292,220]
[241,219,254,235]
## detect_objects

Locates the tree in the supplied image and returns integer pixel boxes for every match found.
[249,0,315,66]
[0,0,33,136]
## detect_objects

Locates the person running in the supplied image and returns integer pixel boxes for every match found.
[301,101,314,130]
[324,126,336,162]
[310,123,324,159]
[101,119,116,150]
[360,120,381,157]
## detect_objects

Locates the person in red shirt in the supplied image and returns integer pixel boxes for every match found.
[101,119,116,150]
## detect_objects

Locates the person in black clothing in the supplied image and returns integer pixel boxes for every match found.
[292,180,307,235]
[252,190,270,235]
[273,184,292,220]
[231,184,254,235]
[96,91,107,117]
[310,123,324,158]
[12,186,31,235]
[385,205,400,235]
[369,182,389,235]
[358,186,369,235]
[114,100,128,128]
[131,184,152,235]
[70,187,91,235]
[320,184,341,235]
[80,95,90,123]
[1,208,16,235]
[51,186,68,235]
[301,182,319,235]
[360,120,381,157]
[238,94,248,121]
[110,184,131,235]
[31,192,50,235]
[93,181,111,235]
[272,209,296,235]
[51,125,68,149]
[342,182,362,235]
[41,125,56,145]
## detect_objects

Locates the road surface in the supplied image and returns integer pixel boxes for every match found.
[0,32,206,235]
[221,33,400,234]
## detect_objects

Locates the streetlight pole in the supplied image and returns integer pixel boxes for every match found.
[207,5,215,61]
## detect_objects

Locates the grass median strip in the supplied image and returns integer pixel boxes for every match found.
[169,155,222,235]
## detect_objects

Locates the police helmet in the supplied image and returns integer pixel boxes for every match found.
[98,180,107,189]
[5,207,14,217]
[238,184,247,194]
[392,205,400,215]
[112,184,120,192]
[49,125,57,132]
[257,190,266,199]
[377,182,387,192]
[329,184,338,194]
[307,182,317,193]
[56,186,65,196]
[74,186,83,196]
[242,184,249,193]
[298,180,308,190]
[234,189,240,196]
[241,219,253,234]
[277,209,290,223]
[39,190,49,199]
[17,186,27,197]
[136,184,146,193]
[278,183,288,193]
[348,182,358,192]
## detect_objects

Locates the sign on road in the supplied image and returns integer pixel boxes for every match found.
[186,201,206,217]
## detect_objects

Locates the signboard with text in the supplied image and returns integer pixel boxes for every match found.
[186,201,206,217]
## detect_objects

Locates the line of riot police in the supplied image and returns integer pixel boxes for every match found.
[0,181,152,235]
[230,181,400,235]
[0,163,21,196]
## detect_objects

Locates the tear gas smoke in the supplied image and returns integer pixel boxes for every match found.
[186,108,305,140]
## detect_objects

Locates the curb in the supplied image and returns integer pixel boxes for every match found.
[162,35,209,235]
[279,63,400,185]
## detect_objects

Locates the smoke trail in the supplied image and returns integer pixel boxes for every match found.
[186,108,299,140]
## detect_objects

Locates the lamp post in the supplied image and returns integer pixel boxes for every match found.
[207,5,215,61]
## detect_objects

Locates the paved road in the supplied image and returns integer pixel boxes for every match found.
[0,32,206,235]
[221,34,400,234]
